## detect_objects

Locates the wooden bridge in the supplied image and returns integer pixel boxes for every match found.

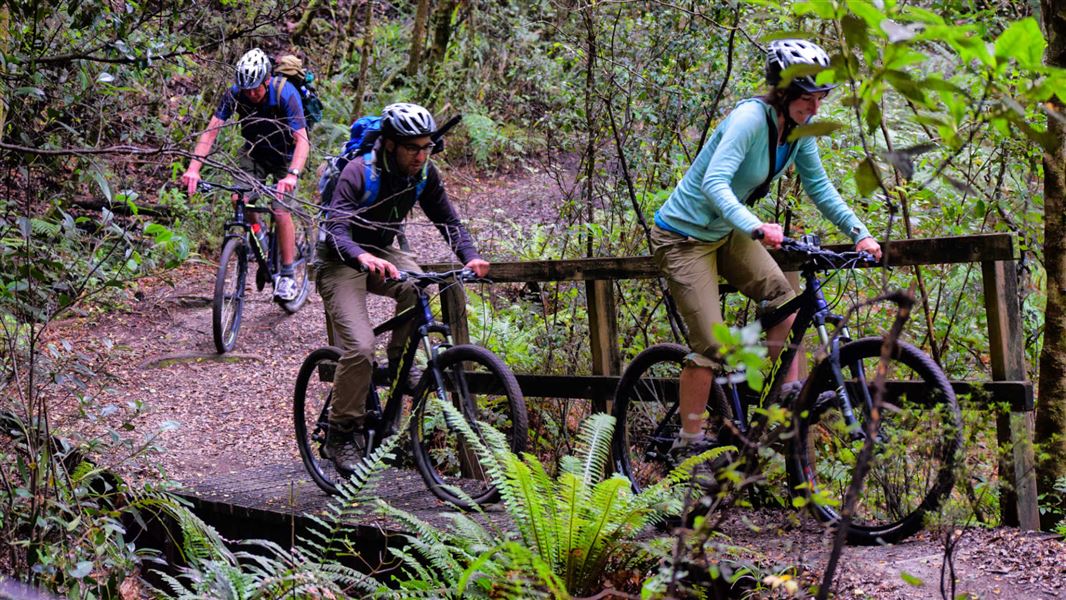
[181,232,1039,543]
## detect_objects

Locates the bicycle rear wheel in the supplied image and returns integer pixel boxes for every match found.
[410,344,527,509]
[611,343,730,493]
[294,346,344,495]
[280,214,314,314]
[788,337,961,545]
[212,236,247,353]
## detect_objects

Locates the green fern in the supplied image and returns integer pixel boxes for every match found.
[383,400,709,597]
[143,426,402,599]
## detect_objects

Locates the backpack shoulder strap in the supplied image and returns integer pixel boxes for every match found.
[268,75,285,109]
[745,104,779,207]
[414,164,429,198]
[763,107,777,181]
[361,152,380,207]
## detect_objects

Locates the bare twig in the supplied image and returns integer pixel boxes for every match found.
[817,287,916,599]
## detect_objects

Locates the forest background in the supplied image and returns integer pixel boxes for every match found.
[2,0,1066,597]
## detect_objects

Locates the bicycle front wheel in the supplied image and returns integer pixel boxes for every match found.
[280,214,314,314]
[410,344,527,509]
[212,236,248,353]
[788,337,961,545]
[611,343,730,493]
[294,346,343,495]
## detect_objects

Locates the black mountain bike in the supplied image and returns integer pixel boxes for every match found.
[611,235,962,545]
[293,268,529,509]
[202,181,314,353]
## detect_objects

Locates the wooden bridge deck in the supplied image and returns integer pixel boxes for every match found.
[177,463,511,550]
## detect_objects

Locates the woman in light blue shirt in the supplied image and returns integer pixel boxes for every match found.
[652,39,882,456]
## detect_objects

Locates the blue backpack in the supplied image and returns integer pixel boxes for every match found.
[318,115,427,209]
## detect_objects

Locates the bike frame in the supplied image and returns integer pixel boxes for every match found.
[722,257,870,438]
[352,278,458,446]
[221,195,279,282]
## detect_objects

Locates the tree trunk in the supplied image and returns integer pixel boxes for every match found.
[425,0,460,73]
[405,0,433,78]
[0,4,8,143]
[352,0,375,120]
[1036,0,1066,530]
[291,0,321,44]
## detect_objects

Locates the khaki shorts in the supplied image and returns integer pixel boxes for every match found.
[651,224,795,367]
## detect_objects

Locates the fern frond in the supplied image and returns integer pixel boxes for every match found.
[570,475,632,592]
[658,445,736,489]
[316,561,381,594]
[297,428,407,552]
[565,412,615,489]
[126,491,232,566]
[555,471,586,578]
[522,452,561,564]
[508,457,556,558]
[458,541,570,600]
[387,545,442,587]
[431,397,509,489]
[375,500,463,576]
[443,512,497,552]
[29,218,61,237]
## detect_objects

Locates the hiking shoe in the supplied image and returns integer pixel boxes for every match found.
[385,361,422,395]
[777,380,804,404]
[401,366,423,395]
[324,425,366,474]
[778,379,839,409]
[275,276,298,301]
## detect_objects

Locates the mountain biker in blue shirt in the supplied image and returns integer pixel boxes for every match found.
[652,39,882,456]
[181,48,309,301]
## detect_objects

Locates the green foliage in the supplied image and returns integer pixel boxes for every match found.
[0,410,176,597]
[381,400,731,597]
[1,190,188,323]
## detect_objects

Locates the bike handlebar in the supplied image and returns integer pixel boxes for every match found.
[390,268,489,286]
[751,229,877,268]
[198,180,274,208]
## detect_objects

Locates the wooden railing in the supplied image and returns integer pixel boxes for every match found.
[427,233,1038,529]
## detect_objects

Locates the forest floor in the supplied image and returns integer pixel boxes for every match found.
[39,166,1066,599]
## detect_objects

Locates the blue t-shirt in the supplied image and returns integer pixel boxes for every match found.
[215,78,306,168]
[776,142,792,175]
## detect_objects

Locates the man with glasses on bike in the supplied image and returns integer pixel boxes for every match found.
[652,39,882,460]
[315,102,490,472]
[181,48,309,301]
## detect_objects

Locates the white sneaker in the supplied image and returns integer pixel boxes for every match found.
[275,276,298,301]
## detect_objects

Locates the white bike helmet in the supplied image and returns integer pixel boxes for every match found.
[766,39,835,93]
[382,103,437,138]
[235,48,271,90]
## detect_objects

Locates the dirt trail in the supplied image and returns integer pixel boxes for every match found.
[40,168,1066,599]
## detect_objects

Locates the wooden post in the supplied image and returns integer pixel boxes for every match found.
[586,279,620,412]
[438,282,480,480]
[440,284,470,346]
[982,259,1040,529]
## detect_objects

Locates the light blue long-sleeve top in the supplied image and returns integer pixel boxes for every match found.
[654,97,871,244]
